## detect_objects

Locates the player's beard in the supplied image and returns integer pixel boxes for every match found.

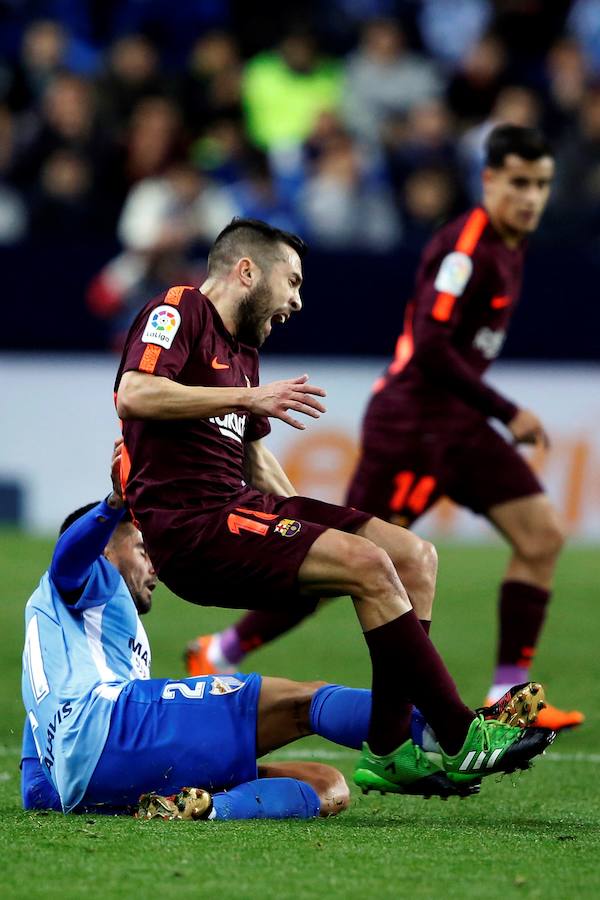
[236,277,275,348]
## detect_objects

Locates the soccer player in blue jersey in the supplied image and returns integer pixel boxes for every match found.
[21,445,353,819]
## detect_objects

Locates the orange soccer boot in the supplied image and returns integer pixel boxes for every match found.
[184,634,219,676]
[532,703,585,731]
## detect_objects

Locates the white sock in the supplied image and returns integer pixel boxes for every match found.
[206,634,238,672]
[206,634,229,669]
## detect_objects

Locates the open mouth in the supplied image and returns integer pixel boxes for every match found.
[270,313,288,327]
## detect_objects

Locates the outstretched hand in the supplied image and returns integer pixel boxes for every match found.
[249,374,327,430]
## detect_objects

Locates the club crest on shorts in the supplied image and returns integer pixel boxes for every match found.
[274,518,302,538]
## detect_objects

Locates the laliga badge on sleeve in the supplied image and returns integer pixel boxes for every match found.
[142,305,182,348]
[434,251,473,297]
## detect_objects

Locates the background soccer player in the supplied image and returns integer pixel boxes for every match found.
[345,124,582,730]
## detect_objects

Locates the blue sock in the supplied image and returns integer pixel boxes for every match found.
[211,778,320,820]
[309,685,435,751]
[309,684,371,750]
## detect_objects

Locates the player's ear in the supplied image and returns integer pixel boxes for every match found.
[236,257,254,287]
[482,166,495,189]
[103,540,118,566]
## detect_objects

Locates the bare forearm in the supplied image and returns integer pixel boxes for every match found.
[117,371,250,420]
[245,442,296,496]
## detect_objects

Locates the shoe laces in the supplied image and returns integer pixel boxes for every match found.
[413,741,438,773]
[474,714,517,751]
[475,714,492,752]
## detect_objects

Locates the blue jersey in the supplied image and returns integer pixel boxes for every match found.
[21,557,151,812]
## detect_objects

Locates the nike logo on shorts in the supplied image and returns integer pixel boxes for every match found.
[211,356,230,369]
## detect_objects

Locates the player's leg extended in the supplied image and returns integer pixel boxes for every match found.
[487,492,583,728]
[295,528,486,779]
[256,667,552,800]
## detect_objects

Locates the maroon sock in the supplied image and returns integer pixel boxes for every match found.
[232,605,317,655]
[497,581,550,669]
[364,610,473,756]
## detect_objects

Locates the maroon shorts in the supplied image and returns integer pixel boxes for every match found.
[158,488,372,609]
[346,419,543,526]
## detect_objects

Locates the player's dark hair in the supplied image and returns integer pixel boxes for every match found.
[485,125,553,168]
[59,502,131,535]
[208,218,307,275]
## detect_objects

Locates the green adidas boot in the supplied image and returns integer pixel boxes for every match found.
[441,714,556,781]
[354,739,480,799]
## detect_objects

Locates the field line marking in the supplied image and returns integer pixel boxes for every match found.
[2,745,599,764]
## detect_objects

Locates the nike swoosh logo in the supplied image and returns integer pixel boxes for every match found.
[211,356,230,369]
[491,295,511,309]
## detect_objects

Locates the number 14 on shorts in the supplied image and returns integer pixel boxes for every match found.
[390,472,437,516]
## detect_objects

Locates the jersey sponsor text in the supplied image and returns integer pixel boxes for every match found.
[209,411,247,443]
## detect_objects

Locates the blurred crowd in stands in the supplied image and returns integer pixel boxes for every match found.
[2,0,600,345]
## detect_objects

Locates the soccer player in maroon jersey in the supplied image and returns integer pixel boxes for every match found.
[114,217,553,797]
[345,124,582,731]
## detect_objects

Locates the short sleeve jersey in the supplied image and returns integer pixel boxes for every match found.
[369,207,524,425]
[114,286,271,569]
[22,559,151,812]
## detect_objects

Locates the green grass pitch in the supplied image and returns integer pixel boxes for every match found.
[1,531,598,899]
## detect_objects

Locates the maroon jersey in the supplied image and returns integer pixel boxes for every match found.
[114,285,270,571]
[367,207,523,430]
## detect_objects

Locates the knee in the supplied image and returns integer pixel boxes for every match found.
[416,537,438,586]
[346,541,399,596]
[311,765,351,817]
[515,516,566,564]
[395,534,438,595]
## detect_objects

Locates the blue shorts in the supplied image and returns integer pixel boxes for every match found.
[80,673,262,811]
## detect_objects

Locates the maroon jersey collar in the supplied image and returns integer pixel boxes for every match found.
[202,291,241,352]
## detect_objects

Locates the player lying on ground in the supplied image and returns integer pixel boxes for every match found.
[185,130,583,732]
[21,454,348,818]
[21,451,552,817]
[114,217,554,796]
